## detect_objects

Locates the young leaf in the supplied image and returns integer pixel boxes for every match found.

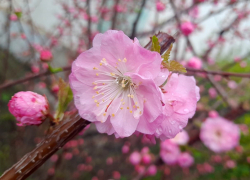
[14,12,22,18]
[162,60,187,73]
[55,79,73,121]
[162,43,173,63]
[48,64,63,73]
[151,35,161,53]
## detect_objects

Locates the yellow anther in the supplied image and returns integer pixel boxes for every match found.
[122,102,125,105]
[112,114,115,117]
[110,72,115,76]
[118,59,122,62]
[133,105,136,109]
[137,106,140,109]
[130,110,132,113]
[120,107,123,110]
[121,99,123,101]
[102,58,107,62]
[93,86,97,90]
[92,82,97,85]
[99,63,102,66]
[144,100,146,103]
[93,67,98,70]
[92,96,95,98]
[127,107,129,109]
[123,58,127,62]
[122,84,125,88]
[135,102,138,105]
[140,111,142,114]
[94,100,98,103]
[101,93,104,95]
[131,95,134,99]
[96,73,99,76]
[102,83,105,85]
[103,113,106,116]
[96,91,99,94]
[96,104,99,107]
[128,94,131,97]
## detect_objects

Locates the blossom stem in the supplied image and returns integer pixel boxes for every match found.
[160,72,172,87]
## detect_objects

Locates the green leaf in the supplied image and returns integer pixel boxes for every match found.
[48,64,63,73]
[151,35,161,53]
[14,12,22,18]
[162,60,187,73]
[55,79,73,121]
[162,43,173,62]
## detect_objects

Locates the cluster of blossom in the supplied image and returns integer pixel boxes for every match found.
[69,30,200,141]
[160,131,194,168]
[200,116,240,153]
[129,147,157,176]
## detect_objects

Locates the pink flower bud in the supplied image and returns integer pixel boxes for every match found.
[146,165,157,176]
[208,87,217,99]
[177,153,194,168]
[106,157,113,165]
[10,14,18,21]
[156,1,165,12]
[40,50,53,62]
[52,84,60,93]
[141,154,152,165]
[50,154,58,162]
[208,110,218,118]
[47,168,55,175]
[227,80,237,89]
[180,22,195,36]
[31,65,40,73]
[8,91,49,126]
[63,152,73,160]
[122,145,130,154]
[187,57,202,69]
[112,171,121,179]
[129,151,141,165]
[225,160,236,169]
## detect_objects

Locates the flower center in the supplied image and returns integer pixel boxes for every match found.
[91,58,142,121]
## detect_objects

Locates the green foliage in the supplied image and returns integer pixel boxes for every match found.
[48,64,63,73]
[162,43,173,62]
[14,11,22,18]
[143,171,162,180]
[54,79,73,120]
[151,35,161,53]
[162,60,187,73]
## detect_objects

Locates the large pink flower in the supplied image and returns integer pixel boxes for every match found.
[200,117,240,153]
[70,30,163,137]
[154,71,200,140]
[8,91,49,126]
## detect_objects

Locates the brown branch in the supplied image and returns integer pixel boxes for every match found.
[86,0,92,49]
[111,0,120,29]
[0,111,90,180]
[186,68,250,78]
[130,0,147,39]
[0,66,71,90]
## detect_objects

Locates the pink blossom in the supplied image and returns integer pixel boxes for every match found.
[177,152,194,168]
[240,61,247,67]
[146,165,157,176]
[31,65,40,73]
[135,165,145,174]
[77,164,86,171]
[170,130,189,145]
[106,157,113,165]
[38,82,47,89]
[42,63,49,69]
[156,1,165,12]
[214,75,222,81]
[234,57,241,62]
[122,144,130,154]
[8,91,49,126]
[91,16,98,23]
[114,5,127,13]
[47,168,55,175]
[141,147,149,154]
[189,6,199,18]
[50,154,58,162]
[227,80,237,89]
[208,110,218,118]
[153,72,200,140]
[160,140,180,165]
[40,50,53,61]
[63,152,73,160]
[187,57,202,69]
[10,14,18,21]
[70,30,163,138]
[208,87,217,99]
[180,22,195,36]
[225,160,236,169]
[200,117,240,153]
[129,151,141,165]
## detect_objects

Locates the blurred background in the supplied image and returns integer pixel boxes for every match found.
[1,0,250,179]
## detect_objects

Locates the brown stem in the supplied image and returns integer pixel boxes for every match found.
[0,111,90,180]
